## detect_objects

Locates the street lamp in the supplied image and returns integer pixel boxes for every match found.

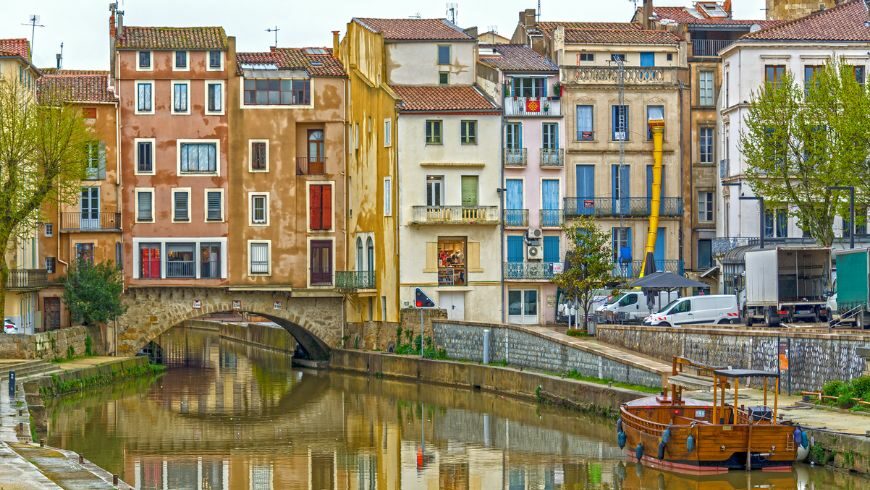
[739,195,765,250]
[827,185,855,249]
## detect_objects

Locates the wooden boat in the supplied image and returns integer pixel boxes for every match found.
[618,357,802,475]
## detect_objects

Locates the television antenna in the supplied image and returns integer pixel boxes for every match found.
[487,25,498,34]
[446,3,458,24]
[265,26,280,48]
[21,15,45,58]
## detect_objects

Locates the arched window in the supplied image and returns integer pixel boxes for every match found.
[356,237,363,272]
[366,237,374,272]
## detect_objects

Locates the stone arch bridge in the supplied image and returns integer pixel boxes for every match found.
[115,287,343,359]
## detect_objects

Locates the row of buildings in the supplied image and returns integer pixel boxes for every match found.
[1,0,868,334]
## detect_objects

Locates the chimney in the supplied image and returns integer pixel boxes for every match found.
[109,3,116,39]
[643,0,654,29]
[463,26,478,38]
[723,0,733,18]
[520,8,537,29]
[332,30,339,54]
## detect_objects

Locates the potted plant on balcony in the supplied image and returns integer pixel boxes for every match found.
[552,82,562,99]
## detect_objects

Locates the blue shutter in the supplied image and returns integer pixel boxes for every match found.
[640,52,655,67]
[653,227,665,271]
[543,236,559,263]
[505,179,524,226]
[611,106,617,140]
[541,179,560,227]
[507,236,524,263]
[612,165,629,214]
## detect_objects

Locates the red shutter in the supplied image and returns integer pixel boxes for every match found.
[309,185,321,230]
[322,185,332,230]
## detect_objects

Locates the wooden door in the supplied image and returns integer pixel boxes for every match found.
[44,297,61,331]
[310,240,333,286]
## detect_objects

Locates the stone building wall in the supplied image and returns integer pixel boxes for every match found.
[0,325,102,360]
[765,0,839,21]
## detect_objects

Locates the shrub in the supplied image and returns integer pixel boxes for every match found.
[850,376,870,400]
[822,380,846,397]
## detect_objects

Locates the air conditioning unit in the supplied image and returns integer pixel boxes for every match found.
[527,244,543,261]
[527,227,543,240]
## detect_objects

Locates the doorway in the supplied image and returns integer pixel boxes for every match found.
[44,297,61,331]
[439,292,465,321]
[508,289,538,324]
[80,187,100,230]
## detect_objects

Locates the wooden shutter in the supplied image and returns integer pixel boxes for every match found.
[309,185,321,230]
[207,192,222,221]
[322,185,332,230]
[468,242,482,272]
[424,242,437,272]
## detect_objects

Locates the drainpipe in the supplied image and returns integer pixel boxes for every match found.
[678,78,686,272]
[499,82,506,325]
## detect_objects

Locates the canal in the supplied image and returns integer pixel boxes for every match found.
[43,326,864,489]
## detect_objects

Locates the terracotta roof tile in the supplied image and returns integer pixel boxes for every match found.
[564,27,681,45]
[117,26,228,50]
[0,38,30,60]
[391,85,498,113]
[37,72,116,104]
[651,6,778,27]
[741,0,870,42]
[237,47,346,77]
[478,44,558,72]
[354,18,473,41]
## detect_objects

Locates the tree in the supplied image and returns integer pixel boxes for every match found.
[0,80,89,320]
[552,217,614,331]
[64,260,125,326]
[741,62,870,246]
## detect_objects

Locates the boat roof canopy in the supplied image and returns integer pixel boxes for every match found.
[714,368,780,379]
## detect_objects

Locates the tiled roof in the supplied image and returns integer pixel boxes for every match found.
[0,38,30,59]
[478,44,558,72]
[536,22,641,38]
[37,71,116,104]
[116,26,228,50]
[741,0,870,41]
[237,47,346,77]
[354,18,473,41]
[391,85,498,113]
[564,27,681,45]
[651,7,773,26]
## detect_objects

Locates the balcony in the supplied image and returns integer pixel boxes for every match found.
[166,261,195,279]
[540,209,563,228]
[564,197,683,218]
[411,206,499,225]
[504,148,527,167]
[612,260,684,279]
[504,209,529,227]
[691,39,734,58]
[60,212,121,232]
[6,269,48,290]
[297,157,326,176]
[504,261,559,281]
[540,148,564,168]
[503,96,561,117]
[336,270,375,291]
[562,66,679,86]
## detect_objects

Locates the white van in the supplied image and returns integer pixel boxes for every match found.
[596,290,679,323]
[643,295,739,326]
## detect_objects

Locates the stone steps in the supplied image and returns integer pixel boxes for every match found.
[0,361,61,382]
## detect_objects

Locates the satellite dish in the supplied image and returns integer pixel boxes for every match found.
[750,23,762,33]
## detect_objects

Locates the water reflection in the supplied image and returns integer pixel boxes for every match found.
[43,327,863,489]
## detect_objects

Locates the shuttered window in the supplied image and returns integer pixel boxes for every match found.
[251,141,267,170]
[136,190,153,222]
[309,184,332,230]
[173,190,190,222]
[249,242,270,275]
[206,191,222,221]
[136,140,153,173]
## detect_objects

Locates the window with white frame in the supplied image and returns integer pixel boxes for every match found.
[44,223,53,237]
[698,191,714,222]
[136,82,153,113]
[384,177,392,216]
[135,139,154,174]
[206,81,223,114]
[178,141,218,174]
[249,241,270,275]
[699,127,714,164]
[384,119,392,147]
[174,51,188,70]
[460,120,477,145]
[137,51,151,70]
[249,140,268,171]
[699,70,714,106]
[205,189,223,222]
[250,193,269,225]
[208,50,223,70]
[136,189,154,222]
[172,189,191,222]
[172,81,189,114]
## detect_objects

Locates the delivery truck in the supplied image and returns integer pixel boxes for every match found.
[743,246,832,326]
[833,248,870,328]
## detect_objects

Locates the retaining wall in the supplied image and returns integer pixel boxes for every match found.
[0,326,102,360]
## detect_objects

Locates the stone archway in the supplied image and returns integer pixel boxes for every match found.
[115,287,343,360]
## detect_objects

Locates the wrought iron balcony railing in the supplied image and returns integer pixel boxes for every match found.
[691,39,734,58]
[6,269,48,290]
[411,206,499,225]
[504,261,559,280]
[540,209,563,228]
[562,66,679,86]
[612,260,684,279]
[504,209,529,227]
[540,148,564,167]
[335,270,375,291]
[60,212,121,232]
[503,148,527,167]
[564,197,683,218]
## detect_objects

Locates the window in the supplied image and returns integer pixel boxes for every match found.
[542,122,559,149]
[576,105,594,141]
[136,82,153,113]
[208,50,223,70]
[307,130,325,163]
[44,223,53,237]
[45,257,56,274]
[172,189,190,222]
[612,227,631,263]
[178,141,218,174]
[578,53,594,62]
[611,54,625,62]
[136,139,154,174]
[667,53,673,61]
[250,141,268,171]
[85,141,106,179]
[698,191,714,222]
[804,65,823,95]
[505,122,522,150]
[172,81,189,114]
[205,190,223,222]
[437,45,451,65]
[166,243,195,278]
[437,238,466,286]
[383,177,392,216]
[206,81,223,114]
[310,240,333,286]
[699,70,714,106]
[309,184,333,230]
[249,241,270,275]
[854,65,866,85]
[764,209,789,238]
[243,78,310,106]
[425,120,442,145]
[439,72,449,85]
[136,189,154,222]
[612,105,629,141]
[137,51,151,70]
[698,239,712,269]
[384,119,392,147]
[139,243,161,279]
[115,243,123,270]
[725,68,730,106]
[460,120,477,144]
[765,65,786,88]
[509,77,546,98]
[200,243,221,278]
[646,105,664,140]
[699,127,714,164]
[250,193,269,225]
[75,243,95,264]
[174,51,188,70]
[426,176,443,207]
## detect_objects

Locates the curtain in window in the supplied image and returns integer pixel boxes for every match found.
[180,143,217,173]
[250,243,269,274]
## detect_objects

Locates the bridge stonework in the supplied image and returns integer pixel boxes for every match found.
[115,287,343,359]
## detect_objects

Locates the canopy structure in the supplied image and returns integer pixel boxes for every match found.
[629,271,707,289]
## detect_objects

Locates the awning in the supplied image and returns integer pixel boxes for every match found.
[700,265,720,278]
[629,271,707,289]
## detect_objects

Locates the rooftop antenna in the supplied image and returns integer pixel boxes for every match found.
[446,3,458,24]
[56,42,63,69]
[487,24,498,34]
[410,12,422,19]
[537,0,541,21]
[21,15,45,59]
[266,26,280,48]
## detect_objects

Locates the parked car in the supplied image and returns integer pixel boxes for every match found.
[3,319,17,334]
[597,290,679,323]
[642,295,740,327]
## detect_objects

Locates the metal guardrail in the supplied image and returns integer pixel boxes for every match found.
[612,260,684,279]
[504,209,529,227]
[503,96,561,117]
[540,148,564,167]
[296,157,326,176]
[540,209,563,228]
[564,197,683,218]
[6,269,48,289]
[60,212,121,232]
[692,39,734,58]
[504,261,559,280]
[335,270,375,291]
[411,206,499,225]
[503,148,527,166]
[166,261,195,278]
[713,235,870,257]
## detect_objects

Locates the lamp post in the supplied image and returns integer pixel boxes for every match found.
[827,186,855,249]
[739,195,765,250]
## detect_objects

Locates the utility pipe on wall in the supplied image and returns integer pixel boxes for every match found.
[640,120,665,277]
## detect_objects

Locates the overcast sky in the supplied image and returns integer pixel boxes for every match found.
[3,0,768,70]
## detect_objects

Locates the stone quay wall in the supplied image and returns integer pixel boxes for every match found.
[0,326,102,360]
[596,325,870,392]
[432,320,664,388]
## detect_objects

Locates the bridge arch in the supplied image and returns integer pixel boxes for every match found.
[115,287,342,360]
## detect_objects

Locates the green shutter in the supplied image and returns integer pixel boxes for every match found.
[461,176,478,207]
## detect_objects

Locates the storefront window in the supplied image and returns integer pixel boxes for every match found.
[437,238,466,286]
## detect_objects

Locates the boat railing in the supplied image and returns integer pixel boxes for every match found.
[672,356,728,377]
[620,407,670,436]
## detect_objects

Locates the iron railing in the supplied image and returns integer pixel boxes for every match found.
[166,261,195,278]
[504,262,559,280]
[503,148,527,166]
[296,157,326,176]
[335,270,375,291]
[504,209,529,227]
[563,66,679,86]
[540,209,563,228]
[691,39,734,58]
[540,148,564,167]
[564,197,683,218]
[60,212,121,232]
[503,96,562,117]
[712,235,870,257]
[6,269,48,289]
[612,260,684,279]
[411,206,499,225]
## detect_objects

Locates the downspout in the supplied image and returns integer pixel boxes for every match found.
[500,96,506,325]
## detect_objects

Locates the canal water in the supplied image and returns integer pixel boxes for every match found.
[43,326,864,489]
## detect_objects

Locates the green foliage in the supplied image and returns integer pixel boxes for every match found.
[84,335,93,356]
[64,259,125,326]
[552,217,614,331]
[741,62,870,246]
[39,363,165,398]
[66,345,75,360]
[566,330,591,338]
[822,379,847,397]
[809,444,829,465]
[819,376,870,410]
[393,332,447,359]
